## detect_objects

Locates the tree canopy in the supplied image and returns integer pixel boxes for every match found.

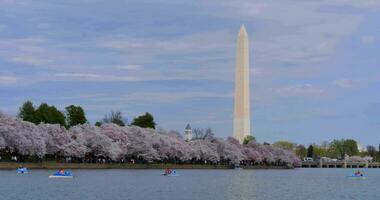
[18,100,36,123]
[131,112,156,129]
[330,139,359,158]
[296,145,307,158]
[34,103,67,127]
[18,101,88,128]
[243,135,256,145]
[343,139,359,156]
[307,145,314,158]
[102,111,126,127]
[65,105,87,127]
[273,141,296,151]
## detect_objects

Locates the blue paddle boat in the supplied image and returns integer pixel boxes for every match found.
[347,171,366,180]
[49,170,73,178]
[162,169,179,177]
[16,167,28,174]
[347,175,366,180]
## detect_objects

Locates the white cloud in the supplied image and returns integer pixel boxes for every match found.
[124,91,233,103]
[360,35,375,44]
[0,36,53,66]
[212,0,365,66]
[54,73,139,81]
[10,55,51,66]
[0,75,17,85]
[323,0,380,8]
[0,0,377,86]
[275,84,325,97]
[333,79,360,88]
[68,91,233,108]
[116,65,143,70]
[97,30,234,59]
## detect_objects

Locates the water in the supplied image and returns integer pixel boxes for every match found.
[0,168,379,200]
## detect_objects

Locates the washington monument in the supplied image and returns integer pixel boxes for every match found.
[233,24,251,143]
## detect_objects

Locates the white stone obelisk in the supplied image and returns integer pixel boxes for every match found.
[233,24,251,143]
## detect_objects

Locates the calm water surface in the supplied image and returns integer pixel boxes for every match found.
[0,168,379,200]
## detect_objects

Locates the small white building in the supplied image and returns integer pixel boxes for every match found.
[184,124,192,141]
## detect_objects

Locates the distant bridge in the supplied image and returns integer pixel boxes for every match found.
[301,161,380,168]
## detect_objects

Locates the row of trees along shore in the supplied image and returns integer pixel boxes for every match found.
[273,140,379,162]
[0,101,301,167]
[18,101,155,129]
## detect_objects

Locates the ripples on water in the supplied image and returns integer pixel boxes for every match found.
[0,169,379,200]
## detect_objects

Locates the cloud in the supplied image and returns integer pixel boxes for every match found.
[0,36,53,66]
[360,35,375,44]
[88,91,233,104]
[212,0,366,65]
[0,0,376,86]
[10,55,52,66]
[54,73,139,81]
[0,30,236,83]
[125,91,233,103]
[0,75,17,85]
[333,79,361,88]
[96,30,234,62]
[275,84,325,97]
[323,0,380,8]
[116,65,143,70]
[265,109,356,122]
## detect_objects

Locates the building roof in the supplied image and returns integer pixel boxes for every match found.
[185,124,191,130]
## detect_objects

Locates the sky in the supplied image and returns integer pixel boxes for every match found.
[0,0,379,146]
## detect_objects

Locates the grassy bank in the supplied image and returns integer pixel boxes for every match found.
[0,162,293,169]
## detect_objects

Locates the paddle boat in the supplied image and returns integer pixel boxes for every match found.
[16,167,28,174]
[347,170,366,180]
[234,165,243,170]
[162,169,179,177]
[347,175,366,180]
[49,169,73,178]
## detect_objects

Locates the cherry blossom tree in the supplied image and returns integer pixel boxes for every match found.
[0,113,46,158]
[0,112,302,166]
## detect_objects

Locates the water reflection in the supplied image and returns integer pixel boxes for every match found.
[227,170,257,200]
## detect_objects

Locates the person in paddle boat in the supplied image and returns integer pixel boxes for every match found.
[164,168,172,175]
[58,168,65,175]
[354,170,363,177]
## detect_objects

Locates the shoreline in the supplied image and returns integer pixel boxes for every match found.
[0,162,292,170]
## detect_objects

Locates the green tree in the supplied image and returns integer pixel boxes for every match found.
[312,145,329,158]
[296,145,307,158]
[103,111,125,126]
[243,135,256,144]
[65,105,87,127]
[330,139,359,158]
[273,141,296,151]
[307,145,314,158]
[330,139,345,159]
[366,145,377,159]
[95,121,102,127]
[34,103,66,127]
[18,100,36,123]
[343,139,359,156]
[131,112,156,129]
